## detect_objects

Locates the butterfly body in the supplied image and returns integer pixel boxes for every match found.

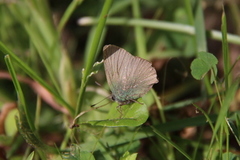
[103,45,158,105]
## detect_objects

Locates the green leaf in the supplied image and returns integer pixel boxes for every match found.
[62,144,95,160]
[198,51,218,65]
[120,151,138,160]
[190,51,218,83]
[222,152,237,160]
[79,152,95,160]
[26,151,34,160]
[5,108,18,137]
[81,98,149,127]
[191,58,209,79]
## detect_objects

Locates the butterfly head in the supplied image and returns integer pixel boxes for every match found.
[111,94,134,105]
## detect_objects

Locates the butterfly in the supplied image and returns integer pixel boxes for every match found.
[70,45,158,128]
[103,45,158,105]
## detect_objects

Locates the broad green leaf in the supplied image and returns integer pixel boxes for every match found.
[198,51,218,65]
[81,98,149,127]
[120,151,137,160]
[5,108,18,137]
[190,51,218,83]
[79,152,95,160]
[222,152,237,160]
[191,58,209,79]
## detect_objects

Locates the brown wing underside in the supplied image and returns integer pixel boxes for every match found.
[103,45,158,101]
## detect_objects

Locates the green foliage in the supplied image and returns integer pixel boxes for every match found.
[190,51,218,83]
[226,117,240,146]
[0,0,240,160]
[120,151,138,160]
[26,151,34,160]
[82,99,148,127]
[62,145,95,160]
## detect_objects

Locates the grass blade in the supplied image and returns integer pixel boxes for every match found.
[75,0,113,115]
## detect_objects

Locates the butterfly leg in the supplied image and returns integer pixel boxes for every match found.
[116,105,124,118]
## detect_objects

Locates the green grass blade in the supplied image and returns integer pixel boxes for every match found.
[109,0,131,16]
[4,55,35,131]
[183,0,194,25]
[193,0,207,52]
[131,0,147,59]
[26,151,34,160]
[0,42,74,114]
[221,6,231,89]
[4,55,56,159]
[193,104,215,132]
[58,0,84,32]
[7,2,62,94]
[75,0,113,115]
[151,126,192,160]
[210,81,239,153]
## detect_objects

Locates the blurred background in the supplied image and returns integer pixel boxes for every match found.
[0,0,240,159]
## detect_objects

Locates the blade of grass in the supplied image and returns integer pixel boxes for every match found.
[183,0,194,25]
[221,6,231,89]
[8,3,61,94]
[183,0,197,55]
[58,0,84,32]
[193,0,207,52]
[5,55,56,158]
[4,55,35,131]
[0,42,74,114]
[208,81,238,157]
[151,126,192,160]
[109,0,131,16]
[75,0,113,115]
[151,89,175,160]
[25,0,56,46]
[163,94,217,111]
[193,104,217,139]
[5,55,58,159]
[131,0,147,59]
[8,1,76,104]
[229,1,240,35]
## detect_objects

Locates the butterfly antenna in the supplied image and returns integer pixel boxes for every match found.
[131,99,144,105]
[70,101,111,129]
[95,81,102,87]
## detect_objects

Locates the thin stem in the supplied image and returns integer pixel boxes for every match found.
[78,17,240,45]
[75,0,113,116]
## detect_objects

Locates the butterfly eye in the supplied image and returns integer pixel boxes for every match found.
[111,95,116,101]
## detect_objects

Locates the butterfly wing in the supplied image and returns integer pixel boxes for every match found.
[103,45,158,103]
